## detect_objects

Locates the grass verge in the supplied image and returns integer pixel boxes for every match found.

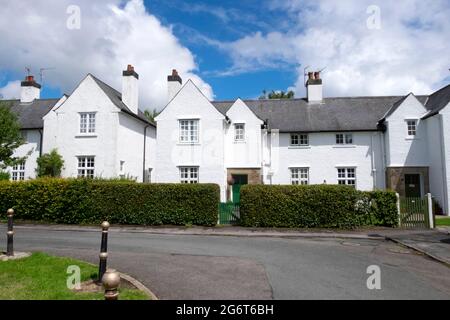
[0,252,149,300]
[436,216,450,226]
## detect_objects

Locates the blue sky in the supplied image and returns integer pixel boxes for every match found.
[0,0,449,109]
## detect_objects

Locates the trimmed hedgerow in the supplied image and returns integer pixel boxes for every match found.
[0,178,219,226]
[240,184,398,229]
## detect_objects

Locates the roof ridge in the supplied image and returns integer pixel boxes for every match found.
[89,73,122,97]
[212,95,406,104]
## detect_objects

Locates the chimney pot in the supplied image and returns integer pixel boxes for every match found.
[314,72,320,80]
[127,65,134,72]
[172,69,178,77]
[308,72,314,80]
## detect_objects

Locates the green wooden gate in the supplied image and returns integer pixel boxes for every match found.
[219,202,240,225]
[400,197,429,228]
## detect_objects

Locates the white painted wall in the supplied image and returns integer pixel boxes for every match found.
[20,86,40,103]
[224,99,263,169]
[155,80,226,199]
[7,129,41,180]
[384,94,429,167]
[438,104,450,215]
[426,114,447,213]
[122,75,139,114]
[270,131,384,190]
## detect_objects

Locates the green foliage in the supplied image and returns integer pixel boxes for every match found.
[144,108,160,123]
[0,102,26,169]
[259,90,295,100]
[0,178,219,226]
[240,185,399,229]
[0,171,10,181]
[36,149,65,177]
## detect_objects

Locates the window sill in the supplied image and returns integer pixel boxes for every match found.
[333,145,356,148]
[405,137,419,141]
[75,134,97,138]
[233,141,246,144]
[288,146,311,149]
[177,142,201,146]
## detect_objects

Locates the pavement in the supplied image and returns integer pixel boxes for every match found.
[1,223,450,300]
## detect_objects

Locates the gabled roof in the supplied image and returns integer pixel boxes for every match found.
[1,99,59,129]
[379,93,428,122]
[422,84,450,119]
[213,96,408,132]
[89,74,155,127]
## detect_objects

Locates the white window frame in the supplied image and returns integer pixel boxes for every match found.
[291,167,309,185]
[234,123,245,142]
[79,112,96,134]
[336,133,353,145]
[179,167,199,184]
[77,156,95,178]
[337,167,356,187]
[406,119,418,137]
[290,133,309,146]
[11,162,25,181]
[179,119,199,144]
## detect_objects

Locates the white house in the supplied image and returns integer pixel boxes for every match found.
[155,70,450,215]
[4,67,450,215]
[5,66,156,182]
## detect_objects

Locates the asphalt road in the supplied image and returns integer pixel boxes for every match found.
[2,225,450,300]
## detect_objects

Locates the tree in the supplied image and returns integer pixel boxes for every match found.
[0,102,26,169]
[36,149,65,177]
[259,90,295,100]
[144,108,160,123]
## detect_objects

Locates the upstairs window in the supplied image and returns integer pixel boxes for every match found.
[337,168,356,187]
[179,119,199,143]
[180,167,199,184]
[290,133,309,146]
[11,162,25,181]
[407,120,417,136]
[291,168,309,185]
[77,156,95,178]
[336,133,353,145]
[234,123,245,141]
[80,113,96,134]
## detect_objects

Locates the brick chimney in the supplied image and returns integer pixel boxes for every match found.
[306,71,323,103]
[20,75,41,103]
[167,69,182,102]
[122,65,139,114]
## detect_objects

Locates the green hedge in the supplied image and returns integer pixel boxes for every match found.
[0,179,219,226]
[240,185,398,228]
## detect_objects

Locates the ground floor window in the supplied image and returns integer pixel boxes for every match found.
[337,168,356,187]
[291,168,309,185]
[180,167,199,184]
[11,162,25,181]
[77,156,95,178]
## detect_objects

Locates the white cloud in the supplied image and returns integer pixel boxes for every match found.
[0,81,21,99]
[0,0,213,109]
[218,0,450,97]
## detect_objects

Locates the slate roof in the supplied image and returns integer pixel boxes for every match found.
[90,74,155,127]
[1,99,59,129]
[213,96,409,132]
[422,84,450,119]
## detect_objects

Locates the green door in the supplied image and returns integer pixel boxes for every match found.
[405,174,421,198]
[231,174,248,204]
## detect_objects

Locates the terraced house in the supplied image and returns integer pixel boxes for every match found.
[4,68,450,215]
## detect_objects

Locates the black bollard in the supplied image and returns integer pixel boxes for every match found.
[98,221,110,283]
[6,209,14,256]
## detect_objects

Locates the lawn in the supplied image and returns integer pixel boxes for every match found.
[436,216,450,226]
[0,252,149,300]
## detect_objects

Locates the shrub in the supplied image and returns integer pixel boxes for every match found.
[0,171,10,181]
[0,178,219,226]
[36,149,64,178]
[240,184,398,229]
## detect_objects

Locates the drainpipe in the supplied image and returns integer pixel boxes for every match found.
[142,125,150,183]
[38,129,43,157]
